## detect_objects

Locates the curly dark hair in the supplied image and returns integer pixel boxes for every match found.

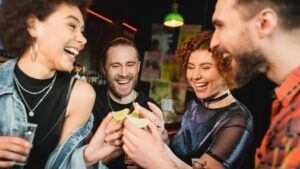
[0,0,87,56]
[176,30,236,89]
[100,37,140,73]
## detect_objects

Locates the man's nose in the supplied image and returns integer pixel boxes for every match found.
[119,66,129,76]
[210,31,220,51]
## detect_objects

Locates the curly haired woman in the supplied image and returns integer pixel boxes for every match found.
[122,31,254,169]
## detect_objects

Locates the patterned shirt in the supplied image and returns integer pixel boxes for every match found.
[256,67,300,169]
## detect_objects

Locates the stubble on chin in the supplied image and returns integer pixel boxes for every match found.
[233,52,269,87]
[234,53,269,87]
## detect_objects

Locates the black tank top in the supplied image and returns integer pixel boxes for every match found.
[14,65,74,169]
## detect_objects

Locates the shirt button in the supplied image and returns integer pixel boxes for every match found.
[257,153,263,159]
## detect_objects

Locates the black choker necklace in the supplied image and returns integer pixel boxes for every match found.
[202,92,230,104]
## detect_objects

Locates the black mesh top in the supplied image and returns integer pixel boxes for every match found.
[169,99,253,169]
[14,65,73,169]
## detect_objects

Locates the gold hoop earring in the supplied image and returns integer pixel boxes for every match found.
[30,42,39,62]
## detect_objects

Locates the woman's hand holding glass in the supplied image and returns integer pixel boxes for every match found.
[0,136,32,167]
[104,116,123,146]
[84,113,123,166]
[0,122,37,167]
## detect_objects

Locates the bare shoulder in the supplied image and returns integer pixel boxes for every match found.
[71,79,96,103]
[66,79,95,123]
[58,79,96,145]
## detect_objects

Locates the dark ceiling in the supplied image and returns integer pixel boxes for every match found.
[89,0,217,30]
[82,0,218,71]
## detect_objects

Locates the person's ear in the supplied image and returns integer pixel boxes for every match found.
[255,8,278,38]
[26,15,39,38]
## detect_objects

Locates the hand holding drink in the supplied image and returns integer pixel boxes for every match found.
[111,107,150,168]
[0,122,37,167]
[112,108,149,169]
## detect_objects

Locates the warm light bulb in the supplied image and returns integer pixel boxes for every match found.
[163,12,184,27]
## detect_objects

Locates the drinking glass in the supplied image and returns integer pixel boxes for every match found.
[12,122,37,166]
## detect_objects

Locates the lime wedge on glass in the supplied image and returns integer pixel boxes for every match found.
[130,110,141,118]
[127,115,149,128]
[112,108,129,121]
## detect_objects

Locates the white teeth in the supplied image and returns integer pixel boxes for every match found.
[65,47,79,56]
[117,79,130,84]
[195,82,207,87]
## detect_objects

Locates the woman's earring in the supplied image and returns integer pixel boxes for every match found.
[30,42,39,62]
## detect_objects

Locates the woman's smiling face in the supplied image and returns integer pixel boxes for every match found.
[186,49,227,99]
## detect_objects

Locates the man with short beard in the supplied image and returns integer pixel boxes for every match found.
[211,0,300,168]
[91,37,163,169]
[89,1,299,169]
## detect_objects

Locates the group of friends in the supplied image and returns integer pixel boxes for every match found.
[0,0,299,169]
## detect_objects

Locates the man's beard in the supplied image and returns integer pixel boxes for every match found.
[234,52,269,87]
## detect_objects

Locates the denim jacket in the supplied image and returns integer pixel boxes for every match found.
[0,59,107,169]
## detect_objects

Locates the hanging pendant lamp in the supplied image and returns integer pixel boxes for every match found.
[164,1,184,27]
